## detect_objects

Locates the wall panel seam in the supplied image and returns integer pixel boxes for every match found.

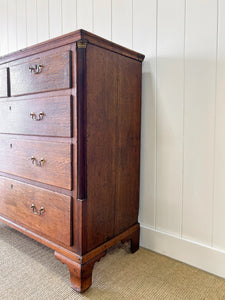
[155,0,158,230]
[76,0,78,29]
[110,0,112,40]
[181,0,187,239]
[25,0,27,46]
[92,0,94,32]
[211,0,219,248]
[131,0,133,49]
[36,0,38,44]
[6,0,9,53]
[47,0,50,39]
[60,0,63,34]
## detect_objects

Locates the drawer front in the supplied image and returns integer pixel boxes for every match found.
[0,68,8,98]
[0,96,72,137]
[0,177,72,246]
[10,51,71,96]
[0,139,72,190]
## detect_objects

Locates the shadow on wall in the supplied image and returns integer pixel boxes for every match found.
[139,55,217,241]
[139,56,156,228]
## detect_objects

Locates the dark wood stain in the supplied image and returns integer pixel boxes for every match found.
[115,56,142,235]
[0,29,144,293]
[0,177,72,246]
[10,51,71,96]
[85,45,117,251]
[0,95,72,137]
[0,138,72,190]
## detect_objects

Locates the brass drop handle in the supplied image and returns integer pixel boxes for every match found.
[30,112,45,121]
[31,204,45,215]
[29,64,43,74]
[31,156,45,167]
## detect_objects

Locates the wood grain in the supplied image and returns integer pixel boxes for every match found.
[0,95,72,137]
[114,55,142,235]
[55,251,106,292]
[0,68,8,97]
[85,44,117,251]
[0,138,72,190]
[0,177,72,246]
[0,29,144,292]
[10,50,71,96]
[0,30,144,65]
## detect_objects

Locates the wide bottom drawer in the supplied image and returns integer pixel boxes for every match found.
[0,177,72,246]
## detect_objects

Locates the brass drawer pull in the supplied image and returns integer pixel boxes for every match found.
[30,112,45,121]
[31,203,45,215]
[29,64,43,74]
[31,156,45,167]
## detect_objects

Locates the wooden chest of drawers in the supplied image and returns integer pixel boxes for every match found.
[0,29,144,292]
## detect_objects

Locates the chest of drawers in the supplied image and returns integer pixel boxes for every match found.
[0,29,144,292]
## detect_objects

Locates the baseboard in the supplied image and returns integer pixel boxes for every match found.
[140,224,225,279]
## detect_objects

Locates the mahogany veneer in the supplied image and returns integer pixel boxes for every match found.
[0,29,144,292]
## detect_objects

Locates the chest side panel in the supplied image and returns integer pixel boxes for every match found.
[85,45,118,251]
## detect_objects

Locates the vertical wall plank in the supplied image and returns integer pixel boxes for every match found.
[8,0,17,53]
[183,0,217,244]
[77,0,93,31]
[112,0,132,48]
[133,0,157,228]
[49,0,62,38]
[37,0,49,42]
[17,0,27,49]
[213,0,225,250]
[156,0,185,235]
[0,0,8,55]
[62,0,77,34]
[26,0,37,46]
[93,0,111,40]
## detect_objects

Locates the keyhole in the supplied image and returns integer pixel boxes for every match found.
[9,106,11,111]
[11,184,13,189]
[10,144,12,148]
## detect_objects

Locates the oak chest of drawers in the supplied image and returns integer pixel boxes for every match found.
[0,29,144,292]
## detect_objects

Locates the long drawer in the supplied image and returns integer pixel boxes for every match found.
[10,50,71,96]
[0,96,72,137]
[0,68,8,98]
[0,177,72,246]
[0,139,72,190]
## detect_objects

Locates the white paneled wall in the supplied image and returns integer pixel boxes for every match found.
[156,0,185,235]
[183,0,217,245]
[1,0,225,278]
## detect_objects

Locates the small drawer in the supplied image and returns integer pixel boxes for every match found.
[0,96,72,137]
[10,51,71,96]
[0,139,72,190]
[0,177,72,246]
[0,68,9,98]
